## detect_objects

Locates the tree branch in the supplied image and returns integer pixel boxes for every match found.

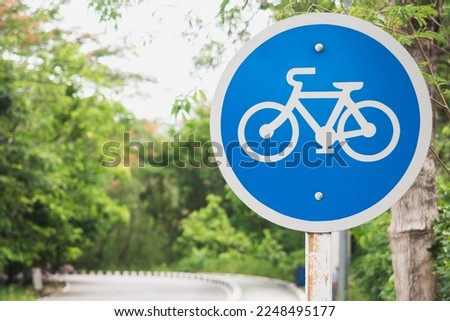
[430,146,450,177]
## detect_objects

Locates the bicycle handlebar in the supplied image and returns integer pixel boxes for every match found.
[286,67,316,85]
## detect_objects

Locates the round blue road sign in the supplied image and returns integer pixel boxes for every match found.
[211,13,432,232]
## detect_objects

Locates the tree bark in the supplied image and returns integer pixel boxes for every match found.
[388,1,441,301]
[389,150,438,300]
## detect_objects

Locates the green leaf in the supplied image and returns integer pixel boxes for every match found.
[219,0,231,24]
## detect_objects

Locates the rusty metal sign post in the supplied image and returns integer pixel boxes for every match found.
[306,233,332,301]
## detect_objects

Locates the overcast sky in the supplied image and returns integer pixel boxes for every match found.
[54,0,270,125]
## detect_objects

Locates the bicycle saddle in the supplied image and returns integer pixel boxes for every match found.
[332,82,364,91]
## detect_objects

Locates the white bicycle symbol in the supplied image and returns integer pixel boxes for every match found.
[238,67,400,163]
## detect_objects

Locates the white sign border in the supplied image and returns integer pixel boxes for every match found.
[211,13,432,232]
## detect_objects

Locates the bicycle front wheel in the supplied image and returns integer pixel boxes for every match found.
[337,100,400,162]
[238,102,299,163]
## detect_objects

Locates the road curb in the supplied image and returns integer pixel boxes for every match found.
[49,270,243,300]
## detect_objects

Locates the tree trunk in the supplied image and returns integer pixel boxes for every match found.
[388,1,441,301]
[389,150,438,300]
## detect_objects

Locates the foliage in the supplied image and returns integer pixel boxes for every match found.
[433,206,450,300]
[378,5,447,47]
[219,0,253,41]
[82,93,227,269]
[171,89,208,121]
[433,0,450,301]
[348,214,395,301]
[75,151,171,271]
[88,0,143,21]
[176,195,252,258]
[0,1,133,282]
[435,177,450,300]
[174,194,304,280]
[0,284,38,301]
[193,41,226,70]
[168,93,305,279]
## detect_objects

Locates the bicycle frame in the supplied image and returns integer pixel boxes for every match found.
[263,79,376,152]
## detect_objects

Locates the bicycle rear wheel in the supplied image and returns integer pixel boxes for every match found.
[238,102,299,163]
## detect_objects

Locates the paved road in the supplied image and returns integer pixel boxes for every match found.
[42,273,304,301]
[212,274,304,301]
[42,274,227,301]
